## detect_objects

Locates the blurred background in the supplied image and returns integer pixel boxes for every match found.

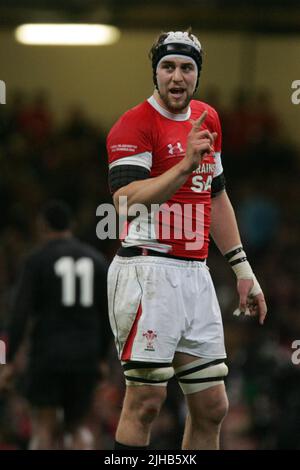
[0,0,299,450]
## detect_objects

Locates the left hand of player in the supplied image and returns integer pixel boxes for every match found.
[234,278,267,325]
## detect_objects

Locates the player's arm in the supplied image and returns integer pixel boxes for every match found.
[113,163,190,213]
[210,190,242,253]
[210,190,267,325]
[111,111,216,213]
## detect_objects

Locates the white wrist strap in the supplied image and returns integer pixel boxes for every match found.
[225,245,262,296]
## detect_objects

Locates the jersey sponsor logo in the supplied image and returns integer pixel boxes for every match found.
[193,162,215,174]
[143,330,157,351]
[190,162,215,192]
[191,174,213,193]
[110,144,138,153]
[167,142,184,155]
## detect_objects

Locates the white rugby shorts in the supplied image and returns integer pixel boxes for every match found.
[107,255,226,363]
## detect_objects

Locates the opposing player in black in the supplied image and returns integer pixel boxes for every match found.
[2,201,111,449]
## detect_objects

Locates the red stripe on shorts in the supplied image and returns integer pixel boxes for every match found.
[121,302,143,361]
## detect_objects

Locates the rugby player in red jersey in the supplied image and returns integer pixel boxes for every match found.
[106,30,267,450]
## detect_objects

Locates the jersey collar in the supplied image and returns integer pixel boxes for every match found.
[147,95,191,121]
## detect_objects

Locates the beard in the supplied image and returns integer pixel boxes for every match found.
[157,88,194,113]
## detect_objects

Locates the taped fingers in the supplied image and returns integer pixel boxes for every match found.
[234,292,267,325]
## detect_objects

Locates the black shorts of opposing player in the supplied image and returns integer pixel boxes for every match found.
[26,367,100,428]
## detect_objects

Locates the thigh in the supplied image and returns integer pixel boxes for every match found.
[176,266,227,359]
[173,352,198,369]
[173,351,228,397]
[108,257,185,363]
[107,256,144,358]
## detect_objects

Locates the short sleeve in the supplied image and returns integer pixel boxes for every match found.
[212,109,223,178]
[107,109,153,172]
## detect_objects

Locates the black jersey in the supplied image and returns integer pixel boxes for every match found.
[7,237,111,371]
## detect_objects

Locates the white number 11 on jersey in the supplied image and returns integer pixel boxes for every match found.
[54,257,94,307]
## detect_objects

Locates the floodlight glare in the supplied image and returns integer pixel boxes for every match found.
[15,24,120,45]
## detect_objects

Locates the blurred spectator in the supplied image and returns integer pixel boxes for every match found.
[18,91,53,145]
[237,182,281,254]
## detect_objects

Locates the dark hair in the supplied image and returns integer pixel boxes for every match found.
[148,32,169,62]
[41,200,72,231]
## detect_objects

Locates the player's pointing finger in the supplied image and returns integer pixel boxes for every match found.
[192,110,207,131]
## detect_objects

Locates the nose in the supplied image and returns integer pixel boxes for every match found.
[172,66,183,82]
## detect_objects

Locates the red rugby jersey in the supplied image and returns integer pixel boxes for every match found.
[107,96,223,259]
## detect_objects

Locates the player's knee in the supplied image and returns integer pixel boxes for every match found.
[121,362,171,425]
[137,395,164,425]
[206,395,229,425]
[197,393,229,427]
[129,387,166,425]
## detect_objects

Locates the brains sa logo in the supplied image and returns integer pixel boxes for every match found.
[143,330,157,351]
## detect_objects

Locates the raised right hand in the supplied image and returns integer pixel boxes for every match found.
[184,110,217,173]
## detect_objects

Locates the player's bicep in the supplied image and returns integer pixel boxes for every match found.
[109,164,151,194]
[108,145,152,194]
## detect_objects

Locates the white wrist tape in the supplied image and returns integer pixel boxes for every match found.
[225,245,262,296]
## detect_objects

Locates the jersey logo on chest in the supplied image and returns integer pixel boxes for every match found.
[167,142,184,155]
